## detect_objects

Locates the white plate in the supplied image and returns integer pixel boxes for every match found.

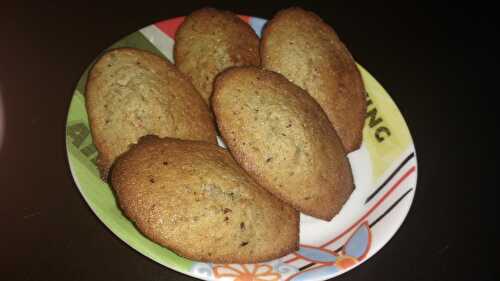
[66,15,418,281]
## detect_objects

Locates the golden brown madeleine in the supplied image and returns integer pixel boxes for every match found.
[111,135,299,263]
[174,7,260,104]
[261,7,366,152]
[85,48,216,179]
[212,66,353,221]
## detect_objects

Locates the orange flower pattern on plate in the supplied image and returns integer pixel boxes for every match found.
[213,263,281,281]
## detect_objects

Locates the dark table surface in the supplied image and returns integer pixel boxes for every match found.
[1,1,494,280]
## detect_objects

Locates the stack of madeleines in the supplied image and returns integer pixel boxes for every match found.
[85,7,366,263]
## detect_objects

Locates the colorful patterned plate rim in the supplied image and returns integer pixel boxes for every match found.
[65,15,418,281]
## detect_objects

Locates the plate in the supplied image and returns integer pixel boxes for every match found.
[66,15,418,281]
